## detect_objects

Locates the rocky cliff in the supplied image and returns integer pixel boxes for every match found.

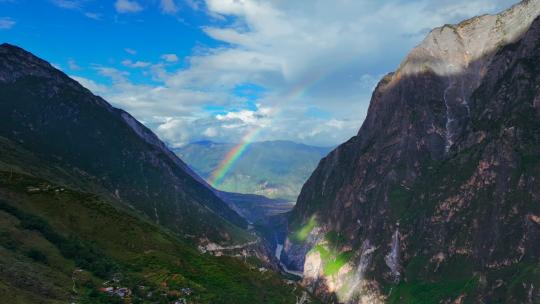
[283,1,540,303]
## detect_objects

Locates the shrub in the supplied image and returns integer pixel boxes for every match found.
[26,249,48,264]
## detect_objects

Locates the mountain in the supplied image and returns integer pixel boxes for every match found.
[0,171,312,303]
[0,43,248,246]
[175,140,332,201]
[0,43,320,303]
[282,1,540,303]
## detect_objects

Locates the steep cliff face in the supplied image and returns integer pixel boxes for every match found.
[284,1,540,303]
[0,43,250,245]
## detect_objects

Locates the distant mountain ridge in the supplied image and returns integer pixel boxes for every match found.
[175,140,333,201]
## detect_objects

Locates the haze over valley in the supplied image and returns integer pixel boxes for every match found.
[175,140,332,201]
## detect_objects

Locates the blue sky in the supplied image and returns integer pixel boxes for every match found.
[0,0,518,146]
[0,0,219,84]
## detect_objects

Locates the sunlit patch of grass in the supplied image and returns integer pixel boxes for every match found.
[292,216,317,243]
[310,233,354,276]
[323,251,354,276]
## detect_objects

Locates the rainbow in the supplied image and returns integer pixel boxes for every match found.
[208,68,329,188]
[209,127,262,187]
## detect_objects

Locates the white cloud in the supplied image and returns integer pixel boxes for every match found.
[156,117,191,147]
[125,48,137,55]
[185,0,202,11]
[85,65,225,120]
[0,17,15,30]
[165,0,517,145]
[67,58,81,70]
[115,0,143,13]
[95,66,130,83]
[161,53,179,62]
[51,0,83,9]
[160,0,178,14]
[83,0,519,146]
[84,12,101,20]
[216,108,270,126]
[51,0,103,20]
[71,76,110,95]
[121,59,151,68]
[325,119,346,130]
[203,127,217,137]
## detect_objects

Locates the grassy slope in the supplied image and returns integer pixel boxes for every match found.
[0,136,253,247]
[0,171,308,304]
[0,67,248,245]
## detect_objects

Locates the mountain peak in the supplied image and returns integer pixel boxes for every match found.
[0,43,71,86]
[0,42,26,53]
[395,0,540,80]
[360,1,540,153]
[0,44,248,244]
[0,42,48,64]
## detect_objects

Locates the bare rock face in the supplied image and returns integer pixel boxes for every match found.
[284,1,540,303]
[383,229,400,282]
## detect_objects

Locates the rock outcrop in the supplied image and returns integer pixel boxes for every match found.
[284,1,540,303]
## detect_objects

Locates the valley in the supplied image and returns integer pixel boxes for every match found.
[175,141,332,201]
[0,43,316,303]
[0,170,307,304]
[1,0,540,303]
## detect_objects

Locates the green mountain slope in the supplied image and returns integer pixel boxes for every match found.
[0,42,320,303]
[0,43,248,246]
[175,140,332,201]
[0,170,309,303]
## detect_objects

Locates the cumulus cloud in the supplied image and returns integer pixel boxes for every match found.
[67,58,81,70]
[125,48,137,55]
[76,65,227,122]
[0,17,15,29]
[84,12,101,20]
[185,0,202,11]
[161,53,179,62]
[196,0,517,96]
[156,117,192,147]
[216,107,271,127]
[160,0,178,14]
[72,76,110,95]
[79,0,519,146]
[115,0,143,13]
[51,0,103,20]
[121,59,151,68]
[95,66,130,82]
[51,0,84,9]
[203,127,218,137]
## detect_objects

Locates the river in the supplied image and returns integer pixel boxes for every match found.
[275,243,304,278]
